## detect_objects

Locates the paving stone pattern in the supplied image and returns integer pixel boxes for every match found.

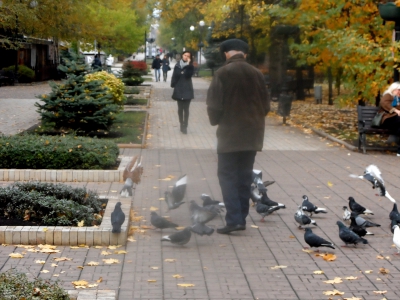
[1,68,400,299]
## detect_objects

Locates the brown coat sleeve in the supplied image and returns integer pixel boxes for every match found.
[380,93,399,124]
[206,74,224,126]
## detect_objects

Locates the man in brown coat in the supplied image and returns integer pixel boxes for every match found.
[206,39,270,234]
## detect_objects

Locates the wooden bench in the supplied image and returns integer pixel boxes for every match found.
[357,105,391,154]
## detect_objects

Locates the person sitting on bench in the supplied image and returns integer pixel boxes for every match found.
[379,81,400,156]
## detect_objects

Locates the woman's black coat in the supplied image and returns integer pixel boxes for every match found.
[171,63,194,100]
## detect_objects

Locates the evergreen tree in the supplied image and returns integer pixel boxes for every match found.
[35,51,120,133]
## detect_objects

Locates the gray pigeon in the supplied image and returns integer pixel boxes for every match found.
[337,221,368,246]
[190,200,222,225]
[350,212,380,228]
[150,212,179,229]
[348,197,374,215]
[304,228,335,250]
[201,194,225,208]
[255,200,279,222]
[295,206,317,228]
[350,164,396,203]
[164,174,187,211]
[190,223,214,236]
[349,217,369,237]
[120,178,133,197]
[111,202,125,233]
[342,206,351,222]
[301,195,327,216]
[161,227,192,245]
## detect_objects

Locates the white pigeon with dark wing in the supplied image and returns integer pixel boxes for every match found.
[201,194,225,208]
[161,227,192,245]
[301,195,327,216]
[294,206,317,228]
[120,178,133,197]
[164,174,187,211]
[111,202,125,233]
[342,206,351,222]
[349,164,396,203]
[304,228,335,250]
[393,225,400,254]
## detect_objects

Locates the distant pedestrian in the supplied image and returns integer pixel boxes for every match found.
[151,55,162,82]
[106,54,114,73]
[92,54,102,71]
[161,56,170,82]
[206,39,270,234]
[171,51,194,134]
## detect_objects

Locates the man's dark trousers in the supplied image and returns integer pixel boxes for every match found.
[218,151,256,226]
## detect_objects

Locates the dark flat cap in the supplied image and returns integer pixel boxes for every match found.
[220,39,249,54]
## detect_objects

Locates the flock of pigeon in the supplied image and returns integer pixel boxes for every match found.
[116,163,400,252]
[299,164,400,253]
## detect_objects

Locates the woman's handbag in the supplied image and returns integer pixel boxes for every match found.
[371,111,384,128]
[167,65,171,71]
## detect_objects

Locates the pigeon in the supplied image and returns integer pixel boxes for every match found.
[123,156,143,184]
[252,169,275,191]
[255,200,279,222]
[342,206,351,222]
[350,212,380,228]
[304,228,335,250]
[393,225,400,254]
[349,217,369,238]
[164,174,187,211]
[349,164,395,203]
[389,203,400,223]
[150,212,179,230]
[111,202,125,233]
[337,221,368,246]
[301,195,327,216]
[190,200,222,225]
[190,223,214,236]
[348,197,374,215]
[120,178,133,197]
[294,206,317,228]
[161,227,192,245]
[201,194,225,208]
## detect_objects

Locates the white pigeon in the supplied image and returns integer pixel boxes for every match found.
[342,206,351,222]
[350,164,396,203]
[393,225,400,255]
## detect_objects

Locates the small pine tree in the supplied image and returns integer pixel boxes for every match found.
[121,62,144,86]
[35,51,120,133]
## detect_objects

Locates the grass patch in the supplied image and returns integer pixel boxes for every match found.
[125,97,148,106]
[27,111,146,145]
[198,69,212,77]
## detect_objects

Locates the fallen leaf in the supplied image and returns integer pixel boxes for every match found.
[127,237,136,242]
[345,276,358,280]
[376,278,382,281]
[54,257,72,262]
[72,280,89,289]
[379,268,389,275]
[42,228,48,232]
[9,253,24,258]
[177,283,195,287]
[289,235,295,238]
[35,260,46,264]
[270,265,287,270]
[101,251,112,256]
[107,245,118,249]
[302,249,314,253]
[175,226,185,230]
[364,270,373,274]
[70,246,80,249]
[88,284,98,288]
[141,225,152,229]
[41,270,49,273]
[115,250,127,254]
[327,181,333,187]
[324,277,343,284]
[151,266,159,270]
[373,291,387,294]
[219,244,226,247]
[53,274,59,277]
[87,261,99,266]
[51,263,58,267]
[158,198,165,201]
[376,255,385,260]
[102,258,120,264]
[77,220,84,227]
[344,297,362,300]
[164,259,176,262]
[77,266,84,269]
[147,279,157,283]
[251,225,259,229]
[313,270,324,275]
[96,277,103,283]
[149,206,159,211]
[172,274,183,278]
[323,289,344,296]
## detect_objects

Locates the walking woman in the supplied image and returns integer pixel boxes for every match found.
[171,51,194,134]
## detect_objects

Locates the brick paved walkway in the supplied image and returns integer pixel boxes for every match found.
[1,71,400,299]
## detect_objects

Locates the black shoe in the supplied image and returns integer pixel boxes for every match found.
[182,126,187,134]
[217,224,246,234]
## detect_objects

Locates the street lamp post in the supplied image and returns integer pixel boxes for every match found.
[190,20,205,72]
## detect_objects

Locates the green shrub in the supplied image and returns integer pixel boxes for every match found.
[85,71,126,105]
[0,269,69,299]
[3,65,35,83]
[0,182,104,226]
[124,97,147,106]
[0,135,119,170]
[124,86,140,94]
[121,62,144,86]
